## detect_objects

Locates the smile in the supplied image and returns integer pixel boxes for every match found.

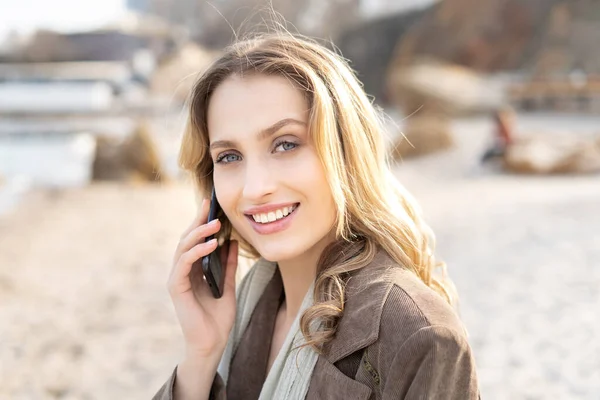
[244,203,300,235]
[250,204,298,224]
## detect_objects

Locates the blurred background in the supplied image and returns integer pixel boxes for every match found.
[0,0,599,399]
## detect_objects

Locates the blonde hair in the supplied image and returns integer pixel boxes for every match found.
[179,32,456,351]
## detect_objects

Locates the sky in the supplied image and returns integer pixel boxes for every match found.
[0,0,127,39]
[0,0,438,41]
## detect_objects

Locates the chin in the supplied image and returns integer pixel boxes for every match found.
[253,241,304,263]
[236,221,334,264]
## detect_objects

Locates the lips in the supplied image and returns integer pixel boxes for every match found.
[249,204,298,224]
[244,203,300,235]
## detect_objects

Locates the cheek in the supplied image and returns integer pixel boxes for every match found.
[287,151,336,213]
[213,168,256,242]
[214,170,239,218]
[308,160,337,223]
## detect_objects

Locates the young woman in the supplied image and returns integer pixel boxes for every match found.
[154,32,480,400]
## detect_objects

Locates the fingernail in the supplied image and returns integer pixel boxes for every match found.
[208,219,218,225]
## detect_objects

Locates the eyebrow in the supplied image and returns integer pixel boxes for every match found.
[209,118,307,151]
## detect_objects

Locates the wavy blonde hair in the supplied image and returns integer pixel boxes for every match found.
[179,32,456,352]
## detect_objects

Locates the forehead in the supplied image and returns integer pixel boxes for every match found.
[207,74,309,141]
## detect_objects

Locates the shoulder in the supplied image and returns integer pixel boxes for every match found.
[343,248,469,352]
[375,266,479,397]
[381,266,467,346]
[332,250,479,397]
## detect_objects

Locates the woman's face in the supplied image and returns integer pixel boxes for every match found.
[207,74,337,263]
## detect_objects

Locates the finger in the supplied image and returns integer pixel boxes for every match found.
[168,238,218,295]
[222,240,239,297]
[173,198,212,264]
[178,219,221,255]
[169,238,217,295]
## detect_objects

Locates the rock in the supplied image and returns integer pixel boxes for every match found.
[389,0,600,76]
[391,113,453,159]
[532,1,600,76]
[504,135,600,175]
[390,0,547,73]
[387,60,501,160]
[336,8,429,103]
[387,60,504,117]
[484,107,600,174]
[92,122,166,183]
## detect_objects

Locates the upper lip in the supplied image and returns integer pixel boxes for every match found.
[243,202,299,215]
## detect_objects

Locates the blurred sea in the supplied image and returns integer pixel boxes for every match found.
[0,108,186,216]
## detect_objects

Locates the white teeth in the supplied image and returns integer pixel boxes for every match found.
[251,205,297,224]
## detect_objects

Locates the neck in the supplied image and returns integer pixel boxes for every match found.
[276,233,335,322]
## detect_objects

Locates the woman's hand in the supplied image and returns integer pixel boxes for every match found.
[167,198,239,362]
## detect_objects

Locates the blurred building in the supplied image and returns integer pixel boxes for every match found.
[126,0,204,38]
[127,0,151,13]
[359,0,437,19]
[125,0,362,47]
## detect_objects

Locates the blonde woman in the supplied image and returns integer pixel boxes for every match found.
[154,33,480,400]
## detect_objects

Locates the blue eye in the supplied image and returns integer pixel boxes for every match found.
[274,140,298,152]
[216,153,241,164]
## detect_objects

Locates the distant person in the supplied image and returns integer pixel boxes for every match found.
[481,107,515,164]
[153,32,480,400]
[482,107,600,174]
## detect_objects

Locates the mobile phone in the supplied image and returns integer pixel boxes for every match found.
[194,188,230,298]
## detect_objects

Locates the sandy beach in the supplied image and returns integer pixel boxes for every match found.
[1,113,599,399]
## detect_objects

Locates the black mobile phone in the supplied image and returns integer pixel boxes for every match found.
[194,188,230,298]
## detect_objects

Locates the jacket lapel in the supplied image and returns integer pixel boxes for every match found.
[323,249,396,364]
[306,355,373,399]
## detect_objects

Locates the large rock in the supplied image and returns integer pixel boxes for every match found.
[503,136,600,174]
[387,60,505,117]
[390,113,454,160]
[336,8,429,104]
[92,122,166,183]
[390,0,551,73]
[390,0,600,76]
[531,1,600,75]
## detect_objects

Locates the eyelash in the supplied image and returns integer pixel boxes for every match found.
[214,140,299,164]
[273,139,298,152]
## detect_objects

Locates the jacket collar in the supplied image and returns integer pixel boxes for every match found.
[322,249,397,363]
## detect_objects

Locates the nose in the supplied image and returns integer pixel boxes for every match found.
[242,158,277,202]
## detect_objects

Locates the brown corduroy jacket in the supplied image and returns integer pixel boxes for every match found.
[153,250,480,399]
